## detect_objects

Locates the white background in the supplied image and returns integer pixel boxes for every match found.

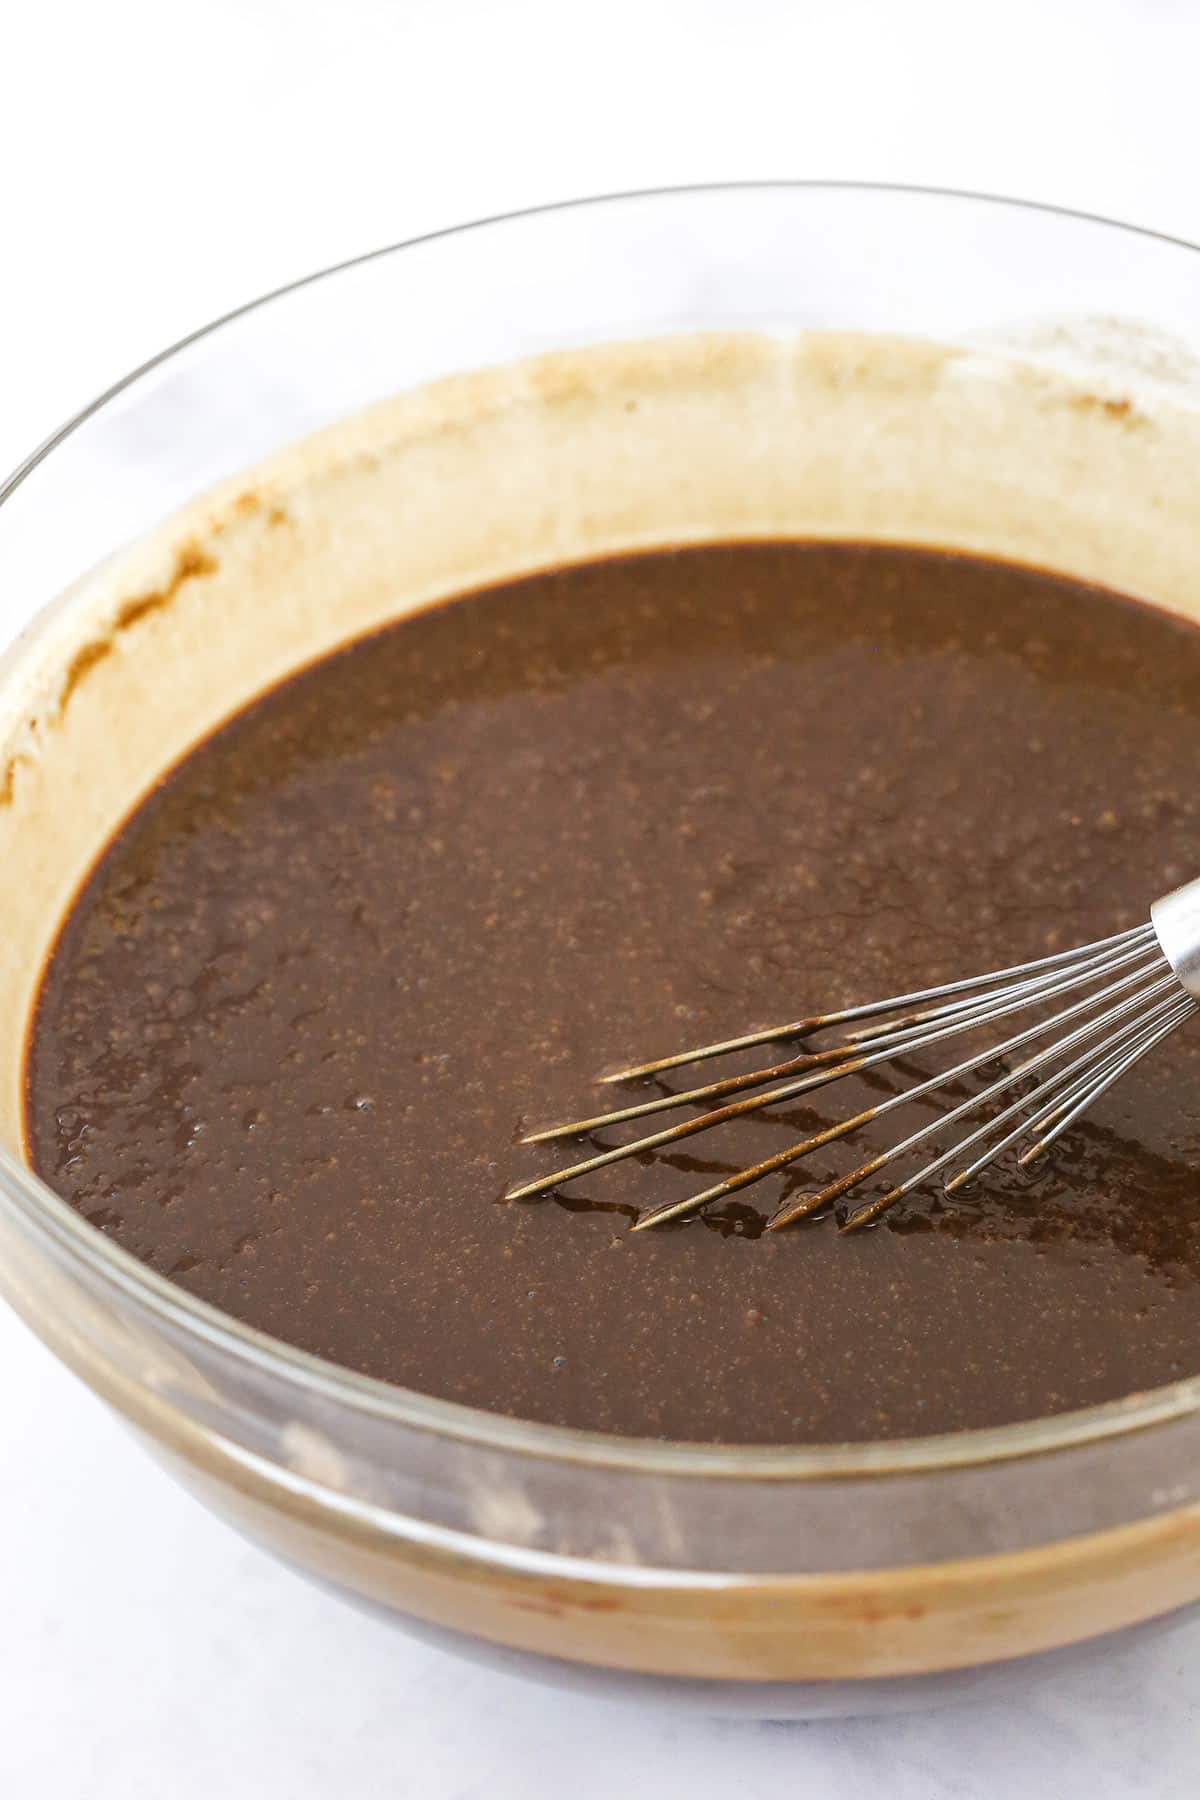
[3,2,1200,1793]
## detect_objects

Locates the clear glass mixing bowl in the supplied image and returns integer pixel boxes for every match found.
[3,185,1200,1717]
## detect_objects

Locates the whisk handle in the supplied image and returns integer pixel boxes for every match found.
[1151,876,1200,999]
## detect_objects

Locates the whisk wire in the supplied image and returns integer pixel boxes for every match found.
[947,995,1194,1193]
[599,922,1155,1082]
[632,966,1181,1233]
[512,937,1165,1206]
[507,892,1200,1235]
[521,932,1157,1154]
[832,978,1188,1234]
[1018,1001,1195,1164]
[838,930,1157,1050]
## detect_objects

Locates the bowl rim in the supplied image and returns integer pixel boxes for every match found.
[5,177,1200,1481]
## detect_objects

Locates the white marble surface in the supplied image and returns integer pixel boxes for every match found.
[3,2,1200,1792]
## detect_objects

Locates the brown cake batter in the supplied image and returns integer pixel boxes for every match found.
[23,543,1200,1442]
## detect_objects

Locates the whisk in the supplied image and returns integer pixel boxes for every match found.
[506,877,1200,1234]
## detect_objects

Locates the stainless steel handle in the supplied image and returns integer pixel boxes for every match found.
[1151,876,1200,999]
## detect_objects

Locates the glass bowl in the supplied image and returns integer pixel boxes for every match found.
[3,184,1200,1718]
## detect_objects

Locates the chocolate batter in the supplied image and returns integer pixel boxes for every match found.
[23,544,1200,1442]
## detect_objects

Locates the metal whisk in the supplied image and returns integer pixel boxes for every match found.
[507,877,1200,1234]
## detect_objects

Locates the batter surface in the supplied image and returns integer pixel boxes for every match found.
[24,543,1200,1441]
